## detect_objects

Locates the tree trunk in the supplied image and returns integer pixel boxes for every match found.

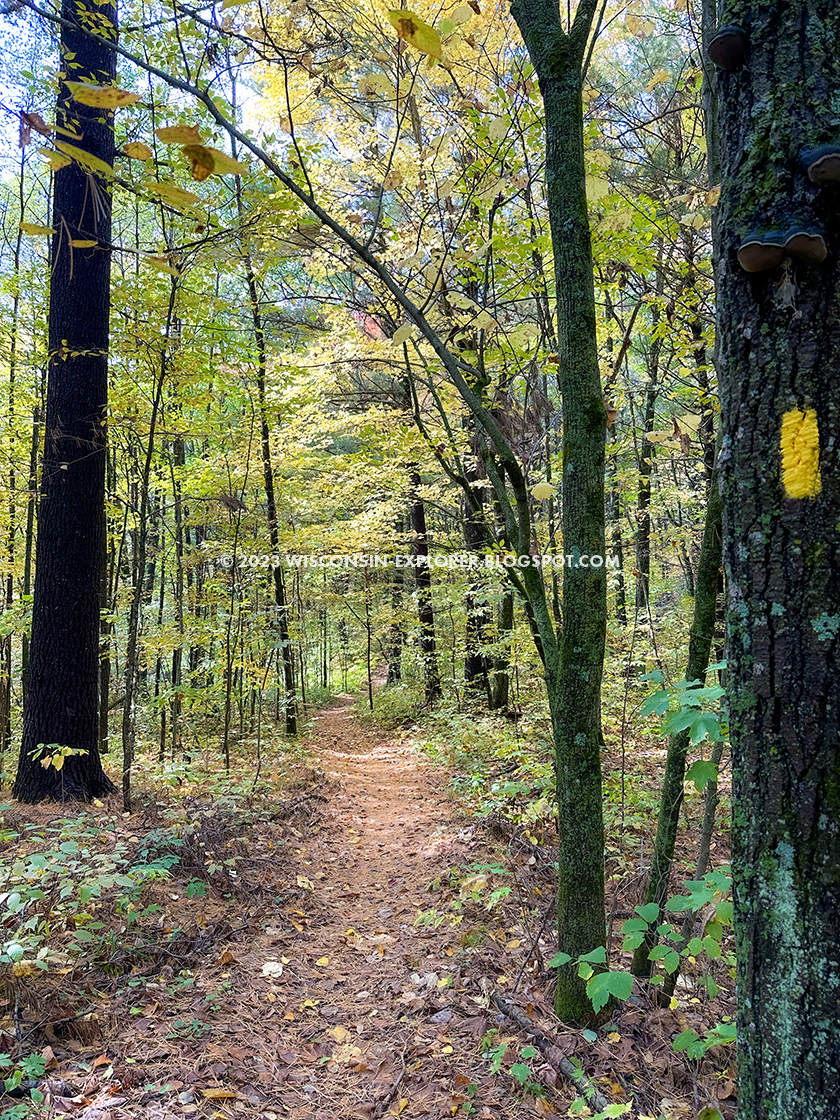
[14,0,117,801]
[409,467,441,704]
[631,442,722,975]
[717,2,840,1112]
[511,0,607,1022]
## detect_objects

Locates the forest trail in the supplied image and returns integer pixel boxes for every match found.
[9,698,731,1120]
[207,693,544,1120]
[224,693,535,1120]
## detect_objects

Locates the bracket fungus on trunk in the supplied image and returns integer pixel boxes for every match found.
[707,26,748,70]
[737,228,827,273]
[802,144,840,186]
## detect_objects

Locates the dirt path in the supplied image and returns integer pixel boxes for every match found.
[30,697,557,1120]
[230,694,523,1120]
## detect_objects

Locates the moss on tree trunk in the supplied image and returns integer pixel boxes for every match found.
[717,1,840,1112]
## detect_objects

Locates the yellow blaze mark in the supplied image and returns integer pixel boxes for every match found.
[780,407,821,499]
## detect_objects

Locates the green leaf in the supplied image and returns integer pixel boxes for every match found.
[635,902,659,922]
[640,689,670,717]
[581,1029,598,1043]
[716,900,734,925]
[702,935,722,959]
[548,951,572,968]
[621,917,649,932]
[621,931,645,951]
[578,945,607,965]
[672,1028,699,1053]
[697,1108,724,1120]
[510,1062,531,1085]
[586,970,633,1013]
[685,759,718,791]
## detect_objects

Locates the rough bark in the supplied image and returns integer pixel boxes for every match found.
[510,0,607,1021]
[14,0,117,801]
[717,2,840,1113]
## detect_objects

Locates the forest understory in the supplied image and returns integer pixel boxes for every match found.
[0,689,735,1120]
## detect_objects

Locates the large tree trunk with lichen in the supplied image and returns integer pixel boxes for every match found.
[511,0,607,1023]
[14,0,117,802]
[716,2,840,1114]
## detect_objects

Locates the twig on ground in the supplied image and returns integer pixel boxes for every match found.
[489,989,612,1113]
[372,1045,407,1118]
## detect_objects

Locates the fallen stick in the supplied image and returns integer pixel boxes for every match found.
[490,990,612,1114]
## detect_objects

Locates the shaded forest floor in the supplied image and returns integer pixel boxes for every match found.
[1,694,735,1120]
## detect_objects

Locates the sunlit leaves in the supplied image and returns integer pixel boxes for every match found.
[531,482,554,500]
[66,82,141,108]
[143,181,202,210]
[54,141,114,178]
[387,9,442,61]
[124,142,153,160]
[19,222,56,236]
[155,125,204,144]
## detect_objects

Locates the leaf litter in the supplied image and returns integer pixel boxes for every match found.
[1,694,734,1119]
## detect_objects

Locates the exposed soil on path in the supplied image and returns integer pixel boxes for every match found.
[33,695,556,1120]
[223,693,537,1120]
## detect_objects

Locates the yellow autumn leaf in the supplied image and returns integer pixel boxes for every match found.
[145,255,181,277]
[19,222,56,236]
[52,754,64,772]
[124,142,153,160]
[327,1025,350,1042]
[182,144,215,181]
[585,174,610,202]
[143,181,202,210]
[54,141,114,178]
[66,82,140,108]
[644,69,671,92]
[39,149,72,171]
[315,956,330,965]
[222,0,249,8]
[190,145,247,176]
[200,1088,237,1099]
[296,874,314,889]
[70,239,99,247]
[155,124,204,144]
[626,13,654,36]
[706,184,721,206]
[388,9,443,60]
[531,482,554,500]
[382,167,403,190]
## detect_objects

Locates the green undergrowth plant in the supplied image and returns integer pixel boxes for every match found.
[355,679,426,729]
[0,1051,46,1120]
[416,861,512,929]
[621,868,734,997]
[414,708,556,826]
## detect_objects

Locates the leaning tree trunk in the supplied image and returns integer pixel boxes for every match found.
[14,0,117,801]
[717,2,840,1114]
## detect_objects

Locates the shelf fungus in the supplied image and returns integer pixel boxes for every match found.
[737,228,827,273]
[707,26,748,70]
[802,144,840,186]
[780,407,821,500]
